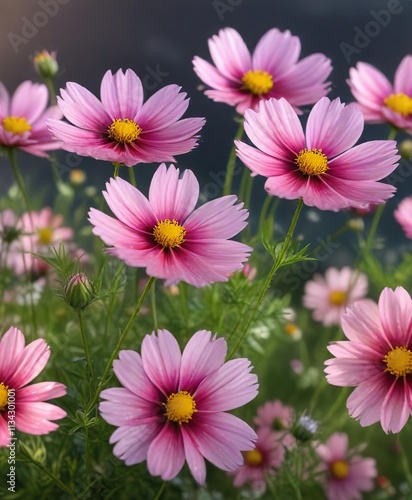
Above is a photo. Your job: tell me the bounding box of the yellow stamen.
[330,460,349,480]
[0,383,9,411]
[244,448,263,467]
[384,93,412,117]
[384,346,412,377]
[241,70,273,96]
[37,227,53,245]
[153,219,186,249]
[164,391,197,424]
[107,118,142,143]
[329,290,347,306]
[295,148,329,176]
[284,322,298,336]
[3,116,32,135]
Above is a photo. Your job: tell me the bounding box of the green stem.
[44,76,57,105]
[223,119,244,196]
[153,481,167,500]
[228,199,304,358]
[8,148,32,214]
[88,276,155,411]
[363,203,385,257]
[128,166,137,186]
[151,279,158,332]
[77,309,95,384]
[396,434,412,494]
[84,425,91,488]
[113,162,120,178]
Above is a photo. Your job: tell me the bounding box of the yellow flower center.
[0,383,9,411]
[241,70,273,96]
[284,322,299,336]
[34,51,50,64]
[107,118,142,144]
[384,93,412,117]
[330,459,349,480]
[244,448,263,467]
[384,346,412,377]
[329,290,347,306]
[37,227,53,245]
[164,391,197,424]
[153,219,186,249]
[2,116,32,135]
[295,148,329,176]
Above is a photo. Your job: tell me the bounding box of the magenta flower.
[348,56,412,133]
[236,97,399,211]
[0,80,62,157]
[303,267,368,326]
[316,433,377,500]
[230,427,285,494]
[394,196,412,238]
[99,329,258,484]
[325,287,412,433]
[193,27,332,115]
[0,327,66,446]
[48,69,204,167]
[89,163,251,287]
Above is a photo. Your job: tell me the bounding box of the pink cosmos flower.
[348,56,412,133]
[99,329,258,484]
[0,327,66,446]
[316,433,377,500]
[48,69,205,167]
[230,427,285,493]
[394,196,412,238]
[254,399,294,431]
[0,80,62,157]
[325,287,412,433]
[303,267,368,326]
[89,163,251,287]
[193,27,332,115]
[235,97,399,211]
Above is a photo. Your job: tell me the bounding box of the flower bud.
[399,139,412,160]
[63,273,94,309]
[34,50,58,79]
[292,415,319,442]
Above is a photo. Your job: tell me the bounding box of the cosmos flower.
[325,286,412,433]
[303,267,368,326]
[89,163,252,287]
[254,399,295,449]
[316,433,377,500]
[394,196,412,239]
[236,97,399,211]
[48,68,204,167]
[0,80,62,157]
[348,55,412,133]
[99,329,258,484]
[193,27,331,115]
[0,327,66,446]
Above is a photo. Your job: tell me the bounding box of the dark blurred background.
[1,0,412,262]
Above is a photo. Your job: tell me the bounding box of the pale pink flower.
[348,56,412,133]
[325,287,412,433]
[193,27,332,115]
[236,97,399,211]
[230,427,285,493]
[254,399,294,431]
[0,80,62,157]
[394,196,412,238]
[0,327,66,446]
[89,163,251,287]
[48,69,204,167]
[303,267,368,326]
[99,329,258,484]
[316,433,377,500]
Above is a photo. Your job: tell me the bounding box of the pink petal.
[348,62,392,113]
[235,140,290,177]
[10,81,48,124]
[0,327,25,383]
[378,287,412,347]
[394,55,412,95]
[99,387,158,426]
[12,339,50,388]
[381,378,411,433]
[0,415,11,446]
[192,56,235,90]
[147,422,185,480]
[16,401,66,434]
[181,426,207,484]
[0,82,10,117]
[110,422,162,465]
[100,69,143,120]
[17,382,66,402]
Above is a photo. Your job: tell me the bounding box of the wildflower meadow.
[2,4,412,500]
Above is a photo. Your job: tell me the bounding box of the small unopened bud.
[399,139,412,160]
[292,415,319,442]
[347,217,364,232]
[63,273,94,309]
[34,50,58,79]
[69,169,87,186]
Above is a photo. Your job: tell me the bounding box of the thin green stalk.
[153,481,167,500]
[84,425,91,488]
[223,119,244,196]
[77,309,95,384]
[228,199,304,358]
[363,203,385,257]
[8,148,32,214]
[88,276,155,411]
[128,165,137,186]
[113,162,120,178]
[44,76,57,105]
[397,434,412,494]
[151,279,158,332]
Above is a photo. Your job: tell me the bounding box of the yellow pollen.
[244,448,263,467]
[329,290,347,306]
[37,227,53,245]
[384,346,412,377]
[241,70,273,96]
[107,118,142,144]
[295,148,329,176]
[153,219,186,249]
[284,322,298,336]
[330,460,349,480]
[2,116,32,135]
[384,93,412,117]
[0,383,9,411]
[164,391,197,424]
